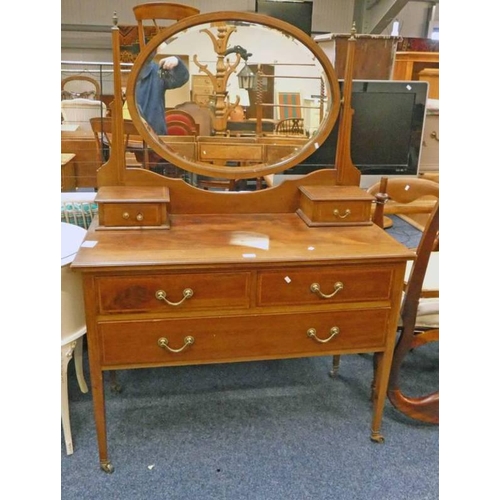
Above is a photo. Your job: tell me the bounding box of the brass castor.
[100,461,115,474]
[370,432,385,444]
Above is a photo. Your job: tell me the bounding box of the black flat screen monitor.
[255,0,313,36]
[286,80,429,187]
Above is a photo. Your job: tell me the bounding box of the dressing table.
[71,10,414,473]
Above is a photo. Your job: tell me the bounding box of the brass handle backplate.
[155,288,194,306]
[157,336,195,353]
[307,327,340,344]
[310,281,344,299]
[333,208,351,219]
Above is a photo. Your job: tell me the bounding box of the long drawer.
[257,266,394,306]
[98,308,390,366]
[96,272,252,314]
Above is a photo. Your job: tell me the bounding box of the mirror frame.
[125,11,341,179]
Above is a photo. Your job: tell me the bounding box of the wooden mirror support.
[98,10,360,188]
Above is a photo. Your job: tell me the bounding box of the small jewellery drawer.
[297,185,373,226]
[95,186,170,229]
[98,308,390,366]
[257,266,394,306]
[99,202,168,228]
[96,272,251,314]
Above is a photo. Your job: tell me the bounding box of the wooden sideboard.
[72,173,413,472]
[61,130,102,189]
[392,51,439,81]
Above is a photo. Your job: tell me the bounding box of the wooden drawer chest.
[72,212,412,472]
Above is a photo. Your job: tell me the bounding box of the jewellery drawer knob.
[307,327,340,343]
[155,288,194,306]
[310,281,344,299]
[157,336,195,353]
[122,212,130,220]
[136,213,144,221]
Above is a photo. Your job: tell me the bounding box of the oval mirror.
[126,11,341,181]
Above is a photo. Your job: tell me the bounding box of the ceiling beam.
[369,0,410,34]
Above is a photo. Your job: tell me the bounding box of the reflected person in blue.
[136,54,189,135]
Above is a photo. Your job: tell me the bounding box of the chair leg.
[61,342,75,455]
[74,337,88,394]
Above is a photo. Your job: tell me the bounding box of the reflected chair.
[275,117,306,136]
[165,109,199,135]
[175,101,212,135]
[61,223,88,455]
[387,202,439,423]
[61,98,107,132]
[133,2,200,50]
[61,75,101,100]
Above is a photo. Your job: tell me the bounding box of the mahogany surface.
[70,10,416,472]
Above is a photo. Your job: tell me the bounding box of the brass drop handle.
[333,208,351,219]
[430,131,439,142]
[157,336,194,353]
[155,288,194,306]
[307,327,340,343]
[310,281,344,299]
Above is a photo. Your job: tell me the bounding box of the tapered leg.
[89,358,114,472]
[370,351,391,443]
[329,355,341,378]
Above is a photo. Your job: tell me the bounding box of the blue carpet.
[62,216,437,499]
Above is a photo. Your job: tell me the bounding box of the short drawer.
[98,202,168,228]
[98,308,390,366]
[257,266,394,306]
[297,185,373,226]
[96,272,251,314]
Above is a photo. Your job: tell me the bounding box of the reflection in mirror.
[127,13,340,185]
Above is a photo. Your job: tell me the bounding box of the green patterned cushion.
[61,201,98,229]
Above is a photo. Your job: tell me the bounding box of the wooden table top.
[72,213,414,270]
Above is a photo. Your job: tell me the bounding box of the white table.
[61,222,86,266]
[61,222,88,455]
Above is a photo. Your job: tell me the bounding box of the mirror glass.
[126,12,340,182]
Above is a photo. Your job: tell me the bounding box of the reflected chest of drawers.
[72,213,412,472]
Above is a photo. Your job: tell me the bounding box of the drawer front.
[313,200,371,223]
[97,272,251,314]
[98,308,390,366]
[99,202,167,227]
[258,266,394,306]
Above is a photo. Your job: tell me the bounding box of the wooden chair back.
[133,2,200,50]
[61,76,101,100]
[275,117,306,136]
[367,177,439,231]
[387,201,439,424]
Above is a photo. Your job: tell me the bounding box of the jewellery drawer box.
[297,185,374,226]
[95,186,170,229]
